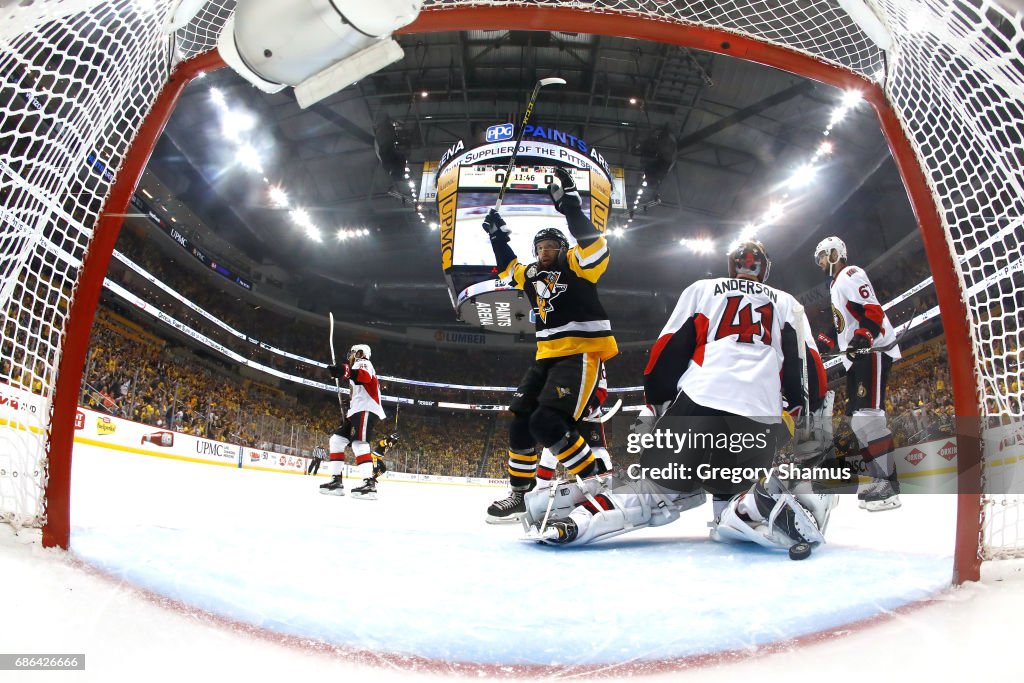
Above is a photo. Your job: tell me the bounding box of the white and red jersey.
[347,358,386,420]
[829,265,901,369]
[644,277,826,422]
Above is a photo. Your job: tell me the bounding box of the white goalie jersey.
[644,277,824,422]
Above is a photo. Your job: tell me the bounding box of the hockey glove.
[815,333,835,351]
[846,328,874,359]
[548,167,581,214]
[327,363,351,380]
[482,209,510,243]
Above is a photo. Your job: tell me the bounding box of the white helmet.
[349,344,371,360]
[814,236,847,265]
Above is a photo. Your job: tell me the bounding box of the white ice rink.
[2,444,1022,681]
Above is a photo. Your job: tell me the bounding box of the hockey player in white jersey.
[327,344,387,500]
[526,241,836,553]
[813,236,902,511]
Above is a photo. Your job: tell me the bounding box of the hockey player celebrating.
[814,236,902,511]
[370,432,399,486]
[483,166,618,523]
[326,344,387,500]
[527,240,836,554]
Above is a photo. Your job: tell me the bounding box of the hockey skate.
[486,489,528,524]
[351,477,378,500]
[858,457,901,511]
[319,475,345,496]
[859,477,901,511]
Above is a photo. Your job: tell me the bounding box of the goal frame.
[40,6,984,583]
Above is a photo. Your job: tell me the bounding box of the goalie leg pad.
[712,479,836,550]
[523,472,610,527]
[530,479,705,545]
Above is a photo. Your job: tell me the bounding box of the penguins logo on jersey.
[532,271,567,323]
[555,386,573,399]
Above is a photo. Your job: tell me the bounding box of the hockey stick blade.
[495,76,566,210]
[582,398,623,423]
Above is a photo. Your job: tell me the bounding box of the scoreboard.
[434,134,614,334]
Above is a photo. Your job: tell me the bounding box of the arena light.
[210,88,226,109]
[841,89,864,109]
[290,208,311,227]
[235,143,263,173]
[762,202,784,224]
[787,164,818,189]
[429,222,438,231]
[268,186,289,208]
[817,141,834,157]
[680,237,715,254]
[221,109,256,142]
[305,225,322,242]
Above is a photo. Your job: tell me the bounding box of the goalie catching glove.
[482,208,510,243]
[547,167,581,214]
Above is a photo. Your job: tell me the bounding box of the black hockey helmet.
[386,432,400,444]
[533,227,569,256]
[728,240,771,283]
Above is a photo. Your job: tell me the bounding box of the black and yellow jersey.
[372,438,391,459]
[494,211,618,362]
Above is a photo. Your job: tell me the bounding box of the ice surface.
[1,444,1021,681]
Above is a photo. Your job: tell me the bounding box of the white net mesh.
[1,0,1021,561]
[0,0,200,529]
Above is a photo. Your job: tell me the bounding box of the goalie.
[526,241,838,555]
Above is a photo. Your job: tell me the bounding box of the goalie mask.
[728,240,771,283]
[533,227,569,257]
[349,344,371,360]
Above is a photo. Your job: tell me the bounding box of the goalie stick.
[495,76,566,210]
[327,312,347,417]
[793,304,811,441]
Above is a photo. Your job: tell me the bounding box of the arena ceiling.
[141,29,920,340]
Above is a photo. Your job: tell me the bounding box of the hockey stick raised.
[494,77,566,210]
[327,312,347,417]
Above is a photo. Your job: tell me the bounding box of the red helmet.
[728,240,771,283]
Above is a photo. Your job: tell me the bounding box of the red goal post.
[3,1,1020,585]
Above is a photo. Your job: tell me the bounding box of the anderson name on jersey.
[644,277,825,421]
[830,266,901,369]
[347,358,386,420]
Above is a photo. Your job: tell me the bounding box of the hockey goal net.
[1,1,1021,580]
